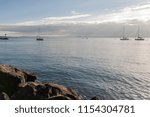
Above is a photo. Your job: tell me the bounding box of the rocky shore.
[0,64,100,100]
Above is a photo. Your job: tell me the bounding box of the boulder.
[11,82,83,100]
[91,96,101,100]
[0,64,37,96]
[0,91,10,100]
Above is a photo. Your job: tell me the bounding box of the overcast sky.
[0,0,150,37]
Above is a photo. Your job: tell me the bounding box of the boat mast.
[122,26,125,38]
[37,27,42,38]
[137,26,140,38]
[38,28,40,37]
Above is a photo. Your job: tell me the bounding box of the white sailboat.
[36,36,43,41]
[135,27,144,41]
[36,28,44,41]
[120,27,129,40]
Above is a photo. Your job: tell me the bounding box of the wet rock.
[0,91,10,100]
[11,82,83,100]
[0,64,37,96]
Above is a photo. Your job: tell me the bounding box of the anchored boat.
[135,27,144,41]
[36,28,44,41]
[120,27,129,40]
[0,34,8,40]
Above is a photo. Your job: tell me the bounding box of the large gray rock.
[11,82,83,100]
[0,64,37,96]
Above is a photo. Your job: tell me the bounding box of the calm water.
[0,37,150,99]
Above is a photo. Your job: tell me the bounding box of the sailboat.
[36,28,44,41]
[0,34,8,40]
[135,27,144,41]
[36,36,43,41]
[120,27,129,40]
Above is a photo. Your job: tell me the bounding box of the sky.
[0,0,150,37]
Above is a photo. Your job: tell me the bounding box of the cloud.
[16,14,91,26]
[14,2,150,26]
[90,2,150,24]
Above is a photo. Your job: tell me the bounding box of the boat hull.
[135,39,144,41]
[36,38,44,41]
[120,39,129,40]
[135,37,144,41]
[0,37,9,40]
[120,37,129,40]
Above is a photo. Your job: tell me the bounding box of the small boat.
[36,36,44,41]
[135,27,144,41]
[120,37,129,40]
[120,27,129,40]
[135,36,144,41]
[0,34,8,40]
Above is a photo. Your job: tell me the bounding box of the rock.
[0,64,37,96]
[46,83,83,100]
[11,82,83,100]
[91,96,101,100]
[11,82,49,100]
[0,91,10,100]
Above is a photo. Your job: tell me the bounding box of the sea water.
[0,37,150,99]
